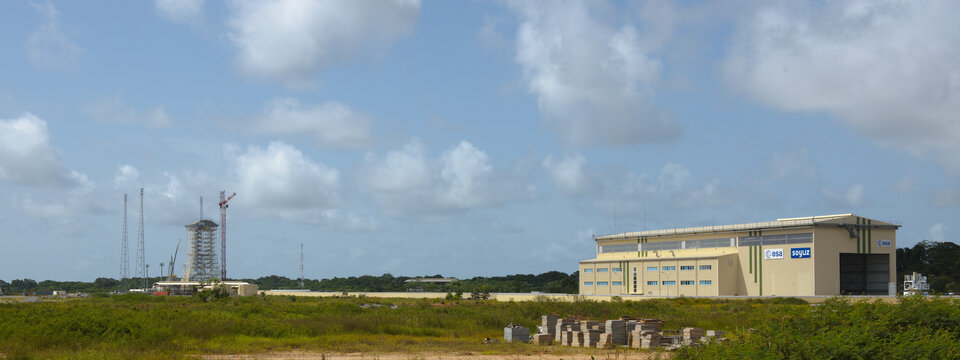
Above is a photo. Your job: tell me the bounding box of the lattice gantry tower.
[184,220,219,282]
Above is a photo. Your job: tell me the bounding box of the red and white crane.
[219,191,236,280]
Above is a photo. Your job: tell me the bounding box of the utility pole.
[145,264,150,290]
[121,193,129,287]
[299,243,304,289]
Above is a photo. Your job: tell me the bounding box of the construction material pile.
[527,315,724,350]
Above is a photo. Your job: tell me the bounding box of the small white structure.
[903,272,929,295]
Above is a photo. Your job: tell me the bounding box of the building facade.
[579,214,898,296]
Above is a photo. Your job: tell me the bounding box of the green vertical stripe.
[749,244,753,274]
[856,217,861,253]
[868,219,873,254]
[759,250,763,296]
[753,246,758,284]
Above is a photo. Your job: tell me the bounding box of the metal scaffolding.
[184,220,219,282]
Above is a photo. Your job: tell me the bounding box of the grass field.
[0,294,957,359]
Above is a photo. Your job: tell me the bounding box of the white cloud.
[256,97,371,147]
[509,0,680,146]
[226,0,421,88]
[113,165,140,189]
[821,183,867,208]
[725,0,960,172]
[542,153,592,195]
[0,113,83,187]
[360,139,534,217]
[231,141,340,209]
[360,138,429,193]
[155,0,205,25]
[25,2,83,70]
[84,96,173,128]
[769,148,819,180]
[928,223,947,242]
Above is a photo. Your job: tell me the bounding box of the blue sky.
[1,0,957,281]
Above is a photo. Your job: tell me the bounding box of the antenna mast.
[121,194,129,282]
[299,243,304,289]
[218,191,236,280]
[136,187,146,288]
[200,196,203,220]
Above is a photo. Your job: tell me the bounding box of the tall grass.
[4,295,953,359]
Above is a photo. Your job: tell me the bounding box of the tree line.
[896,240,960,293]
[0,271,580,295]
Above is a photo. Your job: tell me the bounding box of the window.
[699,280,712,285]
[738,232,813,247]
[584,282,594,286]
[632,268,638,293]
[612,281,622,286]
[662,281,677,286]
[597,268,609,272]
[597,281,609,286]
[599,243,640,253]
[647,281,658,286]
[612,268,622,272]
[646,266,658,271]
[699,265,712,270]
[680,280,695,286]
[583,268,594,273]
[680,265,695,271]
[662,266,676,271]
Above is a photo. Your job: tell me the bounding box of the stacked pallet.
[554,318,579,342]
[504,324,530,343]
[540,315,558,339]
[682,327,705,345]
[532,333,553,345]
[581,320,603,331]
[569,331,585,347]
[597,333,614,349]
[604,320,627,345]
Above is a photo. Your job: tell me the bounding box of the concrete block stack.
[604,320,627,345]
[540,315,558,339]
[582,330,602,347]
[640,332,661,349]
[581,320,603,331]
[504,324,530,343]
[569,331,585,347]
[554,318,579,342]
[532,333,553,345]
[682,327,705,345]
[597,333,614,349]
[706,330,724,338]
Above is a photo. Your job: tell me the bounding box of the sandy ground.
[201,351,670,360]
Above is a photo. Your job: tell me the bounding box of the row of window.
[598,232,813,254]
[583,281,625,286]
[583,268,623,273]
[644,265,712,271]
[586,280,713,287]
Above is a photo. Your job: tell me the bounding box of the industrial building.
[579,214,899,297]
[153,281,259,296]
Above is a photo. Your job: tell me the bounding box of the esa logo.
[791,247,811,258]
[763,249,784,260]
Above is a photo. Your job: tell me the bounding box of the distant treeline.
[0,271,580,295]
[5,240,956,295]
[897,240,960,293]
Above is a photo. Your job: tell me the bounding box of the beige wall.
[582,215,897,297]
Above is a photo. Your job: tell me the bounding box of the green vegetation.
[897,240,960,293]
[1,295,957,359]
[676,296,960,359]
[0,271,579,295]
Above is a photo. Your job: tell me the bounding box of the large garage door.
[839,253,890,295]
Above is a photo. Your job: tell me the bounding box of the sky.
[1,0,958,282]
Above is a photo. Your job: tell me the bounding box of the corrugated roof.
[595,214,898,241]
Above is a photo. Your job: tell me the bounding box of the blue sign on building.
[791,247,811,258]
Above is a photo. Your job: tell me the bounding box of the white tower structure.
[136,188,146,285]
[184,220,219,281]
[121,194,129,281]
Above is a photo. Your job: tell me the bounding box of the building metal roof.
[595,214,899,242]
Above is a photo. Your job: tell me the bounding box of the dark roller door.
[839,253,890,295]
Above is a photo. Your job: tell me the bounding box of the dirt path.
[202,351,670,360]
